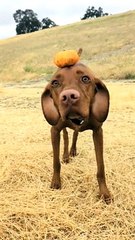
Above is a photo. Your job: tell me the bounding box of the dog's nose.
[60,89,80,105]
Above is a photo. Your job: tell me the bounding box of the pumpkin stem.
[78,48,83,56]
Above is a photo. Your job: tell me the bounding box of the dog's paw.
[51,175,61,189]
[100,189,113,204]
[62,154,69,163]
[70,147,77,157]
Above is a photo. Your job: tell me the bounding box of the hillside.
[0,10,135,82]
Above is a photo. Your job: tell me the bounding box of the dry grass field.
[0,80,135,239]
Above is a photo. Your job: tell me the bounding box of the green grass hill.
[0,10,135,82]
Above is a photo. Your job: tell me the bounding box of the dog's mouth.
[67,114,85,126]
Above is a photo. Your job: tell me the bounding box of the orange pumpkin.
[54,50,80,68]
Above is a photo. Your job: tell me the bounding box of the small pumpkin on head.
[54,48,82,68]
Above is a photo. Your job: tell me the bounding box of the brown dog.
[41,61,111,203]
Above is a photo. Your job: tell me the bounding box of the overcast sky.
[0,0,135,40]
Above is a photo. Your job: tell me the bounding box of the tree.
[81,6,109,20]
[13,9,41,35]
[95,7,103,18]
[41,17,57,29]
[81,6,95,19]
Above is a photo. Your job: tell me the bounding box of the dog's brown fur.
[41,63,112,203]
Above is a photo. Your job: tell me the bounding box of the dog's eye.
[51,80,60,88]
[81,76,90,84]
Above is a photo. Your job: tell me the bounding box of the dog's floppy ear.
[91,78,110,122]
[41,84,60,125]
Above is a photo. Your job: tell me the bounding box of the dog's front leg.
[51,126,61,189]
[62,128,69,163]
[93,127,111,203]
[70,130,78,157]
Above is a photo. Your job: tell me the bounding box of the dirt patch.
[0,80,135,239]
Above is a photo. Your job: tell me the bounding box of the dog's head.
[41,63,109,127]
